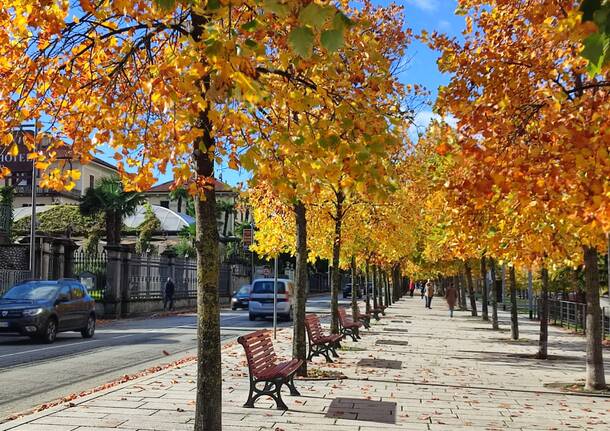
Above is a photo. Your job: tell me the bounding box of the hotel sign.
[0,132,33,173]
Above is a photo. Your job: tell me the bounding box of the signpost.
[243,224,254,283]
[273,255,278,339]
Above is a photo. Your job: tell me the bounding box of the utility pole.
[273,254,278,339]
[527,270,534,320]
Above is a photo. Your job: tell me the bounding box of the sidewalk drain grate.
[326,397,397,423]
[357,358,402,369]
[376,339,409,346]
[383,327,408,332]
[390,320,412,324]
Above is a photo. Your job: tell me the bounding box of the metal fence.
[0,270,31,296]
[534,299,609,339]
[72,249,107,301]
[127,254,201,300]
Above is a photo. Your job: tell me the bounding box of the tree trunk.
[459,273,467,310]
[490,258,499,330]
[384,273,390,306]
[583,246,606,390]
[393,265,400,302]
[537,267,549,360]
[330,191,344,334]
[377,268,384,310]
[104,212,116,246]
[372,266,378,311]
[465,261,478,316]
[191,11,221,431]
[351,256,358,321]
[481,256,489,321]
[509,265,519,340]
[365,262,371,313]
[292,201,308,377]
[193,138,221,430]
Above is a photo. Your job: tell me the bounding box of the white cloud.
[408,111,457,141]
[408,0,441,12]
[437,20,452,32]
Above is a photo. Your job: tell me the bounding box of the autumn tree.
[0,1,364,428]
[430,0,609,389]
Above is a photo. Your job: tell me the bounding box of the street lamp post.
[527,271,534,320]
[273,254,278,340]
[29,123,37,276]
[17,123,39,277]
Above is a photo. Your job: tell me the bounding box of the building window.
[160,200,170,209]
[89,175,95,189]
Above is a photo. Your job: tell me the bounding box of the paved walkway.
[1,295,609,430]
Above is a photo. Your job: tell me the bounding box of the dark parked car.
[231,285,251,310]
[0,279,96,343]
[343,283,362,299]
[342,282,373,299]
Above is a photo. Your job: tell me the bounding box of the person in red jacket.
[445,282,458,318]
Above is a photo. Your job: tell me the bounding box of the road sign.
[243,228,253,251]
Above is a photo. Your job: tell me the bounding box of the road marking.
[0,334,137,359]
[0,309,310,360]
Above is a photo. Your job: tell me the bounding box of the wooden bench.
[355,304,371,329]
[305,314,342,363]
[237,330,303,410]
[338,307,362,342]
[371,306,383,320]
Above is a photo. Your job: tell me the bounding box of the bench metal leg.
[286,375,301,397]
[273,380,289,410]
[244,379,288,410]
[342,328,358,342]
[331,345,340,358]
[309,343,334,363]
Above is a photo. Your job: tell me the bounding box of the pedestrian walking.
[409,280,415,297]
[164,277,175,311]
[420,281,425,299]
[425,279,434,309]
[445,282,458,317]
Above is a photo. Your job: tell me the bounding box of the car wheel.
[249,313,256,321]
[231,305,237,311]
[81,314,96,338]
[40,318,57,344]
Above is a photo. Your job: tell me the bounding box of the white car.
[248,278,294,322]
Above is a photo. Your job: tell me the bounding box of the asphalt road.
[0,294,347,420]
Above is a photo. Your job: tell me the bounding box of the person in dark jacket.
[164,277,175,311]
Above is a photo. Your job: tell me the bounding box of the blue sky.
[98,1,465,187]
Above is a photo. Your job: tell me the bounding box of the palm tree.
[216,200,235,237]
[79,177,145,247]
[169,186,190,214]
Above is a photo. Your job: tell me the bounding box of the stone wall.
[0,244,29,270]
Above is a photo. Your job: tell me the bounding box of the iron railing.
[72,249,107,300]
[128,254,199,300]
[534,298,609,339]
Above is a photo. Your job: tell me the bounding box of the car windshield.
[252,281,286,294]
[237,286,250,295]
[2,283,59,301]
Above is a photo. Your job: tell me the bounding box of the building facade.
[1,131,117,208]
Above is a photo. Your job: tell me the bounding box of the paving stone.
[3,299,610,430]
